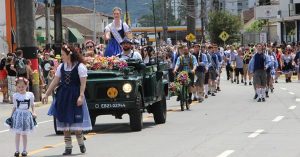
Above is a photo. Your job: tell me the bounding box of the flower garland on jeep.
[86,55,128,70]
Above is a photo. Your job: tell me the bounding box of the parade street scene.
[0,0,300,157]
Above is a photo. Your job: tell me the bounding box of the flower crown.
[15,77,29,85]
[64,45,73,55]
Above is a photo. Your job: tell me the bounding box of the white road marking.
[289,92,295,95]
[0,129,9,133]
[289,106,297,110]
[0,119,53,134]
[296,98,300,102]
[37,119,53,124]
[216,150,235,157]
[272,116,284,122]
[248,129,264,138]
[280,87,287,90]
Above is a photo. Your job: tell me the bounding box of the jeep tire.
[152,95,167,124]
[53,117,63,135]
[129,93,143,131]
[90,114,97,127]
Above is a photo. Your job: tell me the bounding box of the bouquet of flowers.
[176,71,190,85]
[86,55,128,71]
[169,82,181,96]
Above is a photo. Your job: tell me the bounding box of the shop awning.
[68,27,84,43]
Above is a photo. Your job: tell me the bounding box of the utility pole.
[200,0,206,43]
[163,0,168,43]
[15,0,40,101]
[54,0,62,56]
[187,0,196,44]
[152,0,158,50]
[93,0,97,43]
[45,0,51,47]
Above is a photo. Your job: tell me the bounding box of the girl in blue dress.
[42,44,92,156]
[103,7,131,57]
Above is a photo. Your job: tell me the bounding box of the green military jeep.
[84,60,169,131]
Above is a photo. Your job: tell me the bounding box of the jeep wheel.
[90,115,97,127]
[152,96,167,124]
[129,93,143,131]
[53,117,63,135]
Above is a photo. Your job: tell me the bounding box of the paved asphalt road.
[0,75,299,157]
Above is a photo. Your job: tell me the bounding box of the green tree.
[207,11,242,45]
[138,0,180,27]
[246,20,267,32]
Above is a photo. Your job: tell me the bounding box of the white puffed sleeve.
[104,23,111,32]
[29,92,35,107]
[78,63,88,78]
[123,22,131,32]
[55,63,63,77]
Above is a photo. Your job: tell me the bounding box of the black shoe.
[257,98,262,102]
[211,93,216,96]
[227,77,230,80]
[266,92,269,98]
[193,97,197,101]
[270,88,274,93]
[254,94,258,99]
[176,96,180,101]
[198,98,204,103]
[234,79,236,82]
[244,82,247,85]
[188,99,192,104]
[14,151,19,157]
[205,95,208,98]
[21,151,27,157]
[275,80,278,83]
[63,149,72,156]
[80,145,86,153]
[249,82,252,85]
[208,91,211,95]
[241,79,244,83]
[231,80,234,83]
[237,80,239,84]
[286,79,288,83]
[262,98,266,102]
[217,87,221,91]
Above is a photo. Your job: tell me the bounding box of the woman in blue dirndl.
[103,7,131,57]
[42,44,92,156]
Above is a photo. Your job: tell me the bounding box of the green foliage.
[207,11,242,45]
[245,20,267,32]
[138,0,180,27]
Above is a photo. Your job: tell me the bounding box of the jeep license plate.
[95,103,126,109]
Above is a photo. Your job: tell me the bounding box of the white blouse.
[104,20,130,32]
[13,92,35,110]
[55,63,88,78]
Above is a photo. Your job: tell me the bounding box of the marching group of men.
[169,42,300,103]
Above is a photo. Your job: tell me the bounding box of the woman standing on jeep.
[42,44,92,156]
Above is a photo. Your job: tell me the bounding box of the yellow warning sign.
[185,33,196,42]
[219,31,230,42]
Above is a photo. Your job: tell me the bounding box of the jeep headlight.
[122,83,132,93]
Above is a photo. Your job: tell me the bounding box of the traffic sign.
[186,33,196,42]
[219,31,229,42]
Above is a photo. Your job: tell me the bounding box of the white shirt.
[13,92,35,110]
[55,63,88,78]
[120,50,143,61]
[104,20,130,33]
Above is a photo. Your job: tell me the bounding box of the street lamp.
[152,0,158,50]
